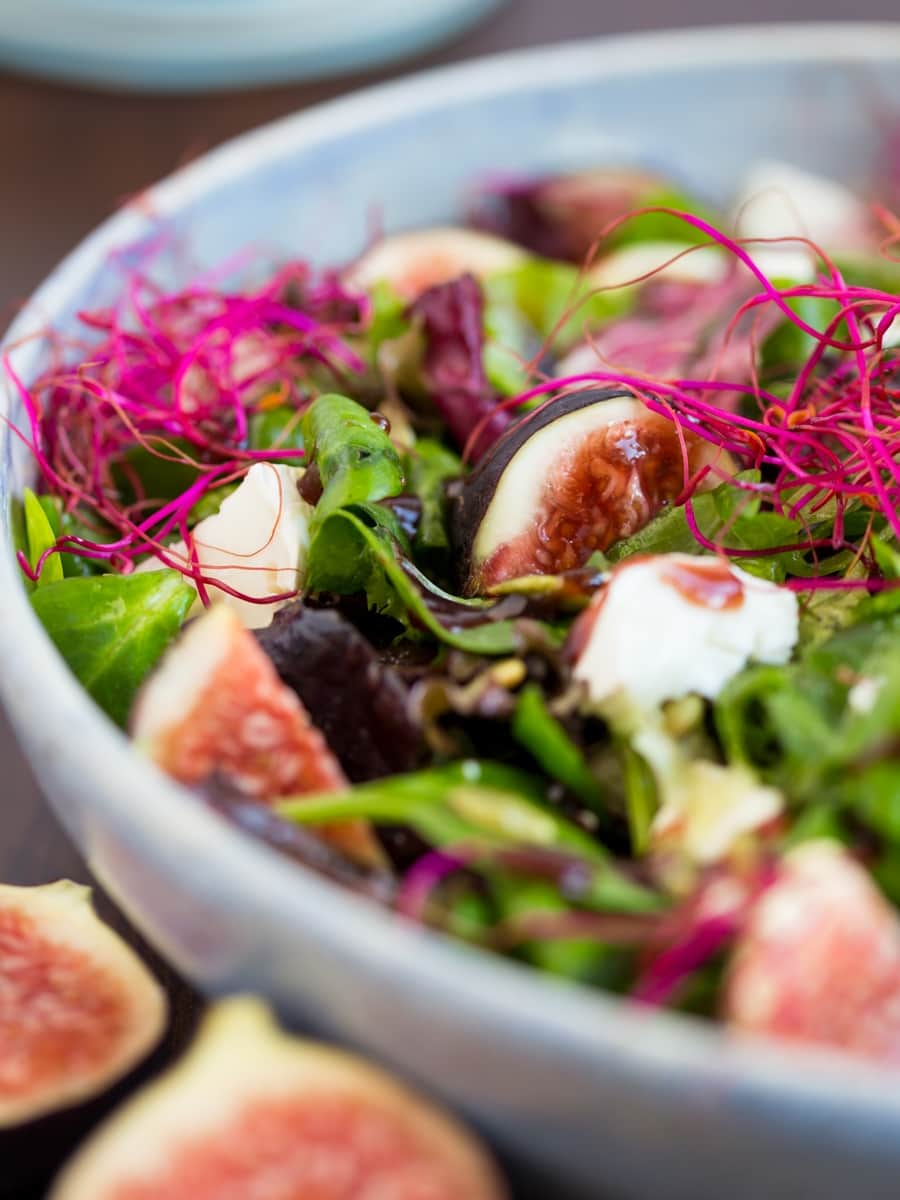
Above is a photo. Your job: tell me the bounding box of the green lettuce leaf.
[277,758,659,915]
[23,488,63,588]
[403,438,461,557]
[31,570,195,726]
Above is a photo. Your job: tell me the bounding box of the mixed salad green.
[11,159,900,1062]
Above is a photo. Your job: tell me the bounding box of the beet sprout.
[4,256,370,600]
[497,206,900,588]
[11,204,900,598]
[632,910,738,1006]
[396,849,469,922]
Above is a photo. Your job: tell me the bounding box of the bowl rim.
[6,20,900,1120]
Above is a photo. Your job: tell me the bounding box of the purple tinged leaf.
[408,273,511,461]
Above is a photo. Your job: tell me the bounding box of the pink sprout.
[510,207,900,584]
[5,255,370,602]
[396,849,469,922]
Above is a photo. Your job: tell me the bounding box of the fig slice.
[725,842,900,1062]
[344,227,526,300]
[0,881,166,1128]
[51,997,508,1200]
[450,386,715,593]
[131,604,381,867]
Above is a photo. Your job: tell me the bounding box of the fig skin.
[450,386,696,594]
[132,605,382,869]
[0,881,166,1129]
[202,775,396,904]
[255,602,421,783]
[51,997,508,1200]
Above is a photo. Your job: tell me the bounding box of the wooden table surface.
[1,1,897,1195]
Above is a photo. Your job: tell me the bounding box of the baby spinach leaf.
[834,253,900,295]
[486,257,631,348]
[307,506,540,654]
[621,741,657,856]
[9,496,31,594]
[760,292,842,373]
[367,279,408,351]
[716,610,900,827]
[248,405,305,463]
[30,570,194,727]
[23,489,63,587]
[512,683,607,815]
[278,759,659,914]
[482,295,535,396]
[113,439,200,507]
[302,392,404,529]
[490,874,638,985]
[843,763,900,843]
[403,438,461,556]
[603,185,716,250]
[278,759,585,848]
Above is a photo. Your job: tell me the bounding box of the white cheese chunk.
[586,239,728,291]
[733,160,868,254]
[572,553,798,717]
[636,726,783,865]
[157,462,313,630]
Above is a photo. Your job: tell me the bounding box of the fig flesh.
[725,842,900,1061]
[132,604,381,867]
[0,881,165,1128]
[51,997,508,1200]
[344,227,525,300]
[451,386,713,593]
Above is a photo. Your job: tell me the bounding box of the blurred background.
[0,1,897,1195]
[3,0,900,324]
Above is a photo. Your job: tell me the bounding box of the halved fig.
[731,160,874,258]
[450,386,716,593]
[344,227,526,300]
[131,605,380,867]
[470,167,674,261]
[725,842,900,1062]
[0,881,165,1128]
[51,997,508,1200]
[584,240,727,292]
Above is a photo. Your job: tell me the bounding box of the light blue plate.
[4,25,900,1200]
[0,0,506,91]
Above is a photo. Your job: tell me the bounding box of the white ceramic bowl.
[5,26,900,1200]
[0,0,506,91]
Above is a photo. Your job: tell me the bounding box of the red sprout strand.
[518,207,900,587]
[5,257,369,597]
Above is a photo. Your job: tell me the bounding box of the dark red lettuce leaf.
[470,170,663,263]
[255,602,421,782]
[408,272,510,461]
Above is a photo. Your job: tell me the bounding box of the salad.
[10,158,900,1064]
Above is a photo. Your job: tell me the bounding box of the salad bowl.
[5,24,900,1200]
